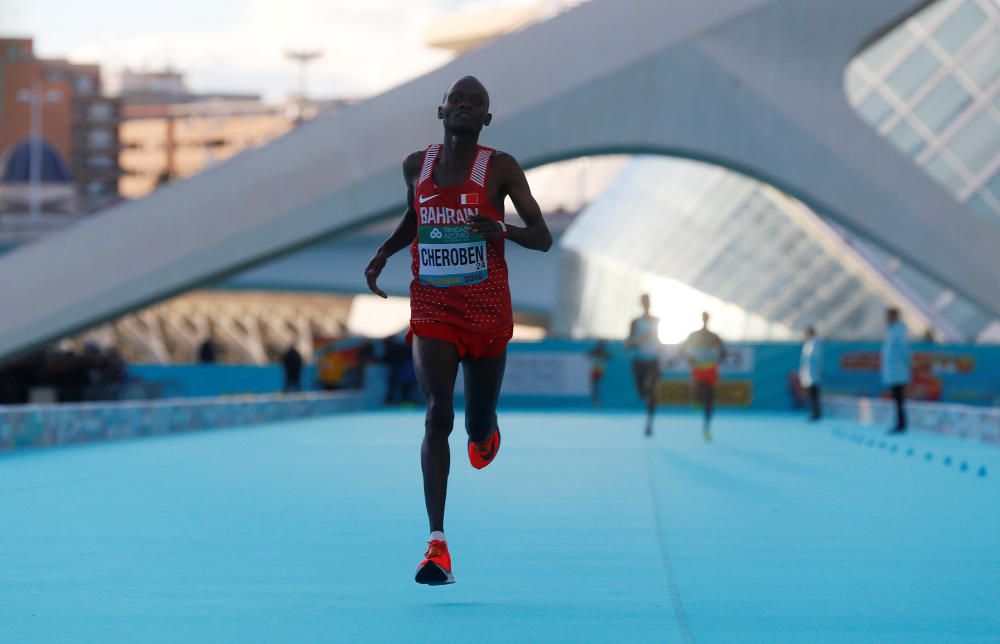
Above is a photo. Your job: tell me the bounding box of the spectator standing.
[799,326,823,421]
[282,344,304,393]
[881,308,911,434]
[198,336,217,364]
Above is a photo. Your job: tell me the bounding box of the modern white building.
[0,0,998,362]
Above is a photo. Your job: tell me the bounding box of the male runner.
[364,76,552,586]
[682,312,726,441]
[626,294,661,437]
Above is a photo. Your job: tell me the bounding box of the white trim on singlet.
[418,144,441,185]
[470,148,491,188]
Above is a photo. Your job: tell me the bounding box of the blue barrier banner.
[493,341,1000,411]
[117,341,1000,412]
[821,343,999,406]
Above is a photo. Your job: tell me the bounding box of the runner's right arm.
[364,152,422,298]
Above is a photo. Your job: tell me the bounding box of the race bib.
[418,226,488,287]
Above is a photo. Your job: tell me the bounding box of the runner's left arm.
[469,153,552,251]
[364,152,422,298]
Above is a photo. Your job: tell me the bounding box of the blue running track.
[2,412,998,643]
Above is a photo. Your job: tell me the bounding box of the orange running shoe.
[468,428,501,470]
[415,539,454,586]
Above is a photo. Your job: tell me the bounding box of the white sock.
[430,531,446,543]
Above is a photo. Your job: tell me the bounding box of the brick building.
[0,37,121,212]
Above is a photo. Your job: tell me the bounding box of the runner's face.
[439,81,491,135]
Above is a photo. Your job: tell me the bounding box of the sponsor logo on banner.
[838,350,977,402]
[502,353,590,395]
[840,351,975,374]
[658,345,754,374]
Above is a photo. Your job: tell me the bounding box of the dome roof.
[1,139,73,184]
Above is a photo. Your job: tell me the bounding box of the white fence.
[826,395,1000,446]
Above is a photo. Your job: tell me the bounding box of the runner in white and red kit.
[364,76,552,586]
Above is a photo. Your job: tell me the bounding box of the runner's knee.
[424,397,454,438]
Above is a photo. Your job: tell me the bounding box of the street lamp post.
[284,49,324,123]
[16,81,62,221]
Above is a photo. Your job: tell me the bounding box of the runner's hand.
[469,215,504,240]
[364,252,389,298]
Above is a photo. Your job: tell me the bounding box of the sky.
[0,0,537,101]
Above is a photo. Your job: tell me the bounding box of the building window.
[886,46,940,100]
[857,91,893,126]
[887,119,927,157]
[913,77,972,133]
[75,75,95,95]
[848,0,1000,221]
[946,109,1000,176]
[932,0,986,54]
[88,129,113,148]
[88,102,113,121]
[957,31,1000,90]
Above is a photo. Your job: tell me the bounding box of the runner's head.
[805,325,816,339]
[439,76,492,135]
[701,311,710,328]
[886,307,899,325]
[640,293,651,314]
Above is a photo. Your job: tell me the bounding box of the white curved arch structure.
[1,0,997,359]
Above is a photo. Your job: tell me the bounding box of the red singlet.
[408,144,513,358]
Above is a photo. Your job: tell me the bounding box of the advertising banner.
[825,344,997,406]
[655,380,753,406]
[500,352,591,396]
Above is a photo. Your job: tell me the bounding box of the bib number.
[418,226,488,287]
